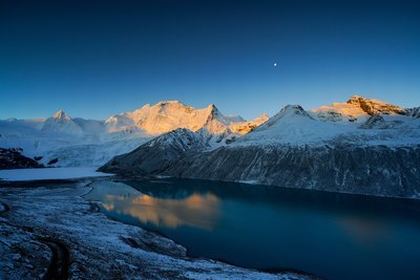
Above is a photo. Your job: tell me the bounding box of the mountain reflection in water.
[89,181,220,230]
[86,179,420,280]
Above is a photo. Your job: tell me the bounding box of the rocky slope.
[406,107,420,118]
[0,148,43,170]
[313,95,407,122]
[99,128,209,176]
[165,145,420,198]
[100,96,420,199]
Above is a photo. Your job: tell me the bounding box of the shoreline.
[0,178,316,280]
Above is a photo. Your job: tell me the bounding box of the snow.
[229,113,269,134]
[314,100,368,120]
[0,182,313,279]
[1,96,419,167]
[0,100,258,167]
[234,102,420,148]
[108,100,263,136]
[42,136,149,167]
[41,110,85,135]
[313,95,406,122]
[0,167,113,181]
[234,105,353,146]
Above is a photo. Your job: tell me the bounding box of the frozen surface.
[0,167,113,181]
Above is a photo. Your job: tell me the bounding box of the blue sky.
[1,0,420,120]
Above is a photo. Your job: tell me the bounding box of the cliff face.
[99,136,420,199]
[163,145,420,198]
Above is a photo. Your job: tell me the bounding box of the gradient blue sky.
[1,0,420,120]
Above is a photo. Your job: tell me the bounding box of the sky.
[1,0,420,120]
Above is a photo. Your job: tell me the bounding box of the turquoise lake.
[86,179,420,280]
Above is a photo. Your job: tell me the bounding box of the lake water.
[86,179,420,280]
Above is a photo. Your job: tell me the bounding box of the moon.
[273,62,277,67]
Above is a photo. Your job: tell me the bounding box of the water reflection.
[337,215,387,243]
[89,181,220,230]
[86,179,420,280]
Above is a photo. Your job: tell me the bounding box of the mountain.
[0,101,265,167]
[105,100,265,136]
[99,128,208,176]
[229,113,269,134]
[233,105,341,146]
[41,110,84,135]
[313,95,406,122]
[100,95,420,199]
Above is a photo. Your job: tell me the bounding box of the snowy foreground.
[0,179,314,280]
[0,167,112,181]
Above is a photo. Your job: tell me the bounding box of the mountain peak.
[346,95,386,107]
[260,105,313,129]
[347,95,368,103]
[52,109,71,121]
[206,103,221,117]
[346,95,405,116]
[41,109,83,135]
[279,105,312,118]
[156,100,184,106]
[282,104,305,111]
[314,95,406,121]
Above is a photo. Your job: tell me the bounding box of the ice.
[0,167,113,181]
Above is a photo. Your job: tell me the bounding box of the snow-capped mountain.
[41,110,84,135]
[313,95,406,122]
[227,113,269,135]
[100,128,209,175]
[105,100,265,136]
[0,101,265,167]
[100,95,420,199]
[231,96,420,147]
[233,105,343,146]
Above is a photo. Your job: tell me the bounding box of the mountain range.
[2,95,420,198]
[98,95,420,199]
[0,100,267,167]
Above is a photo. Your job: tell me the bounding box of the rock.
[0,148,44,170]
[346,95,406,116]
[100,134,420,198]
[99,128,208,175]
[166,145,420,198]
[47,158,58,165]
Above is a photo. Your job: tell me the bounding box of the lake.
[86,179,420,280]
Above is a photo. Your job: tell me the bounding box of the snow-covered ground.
[0,167,113,181]
[0,181,313,280]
